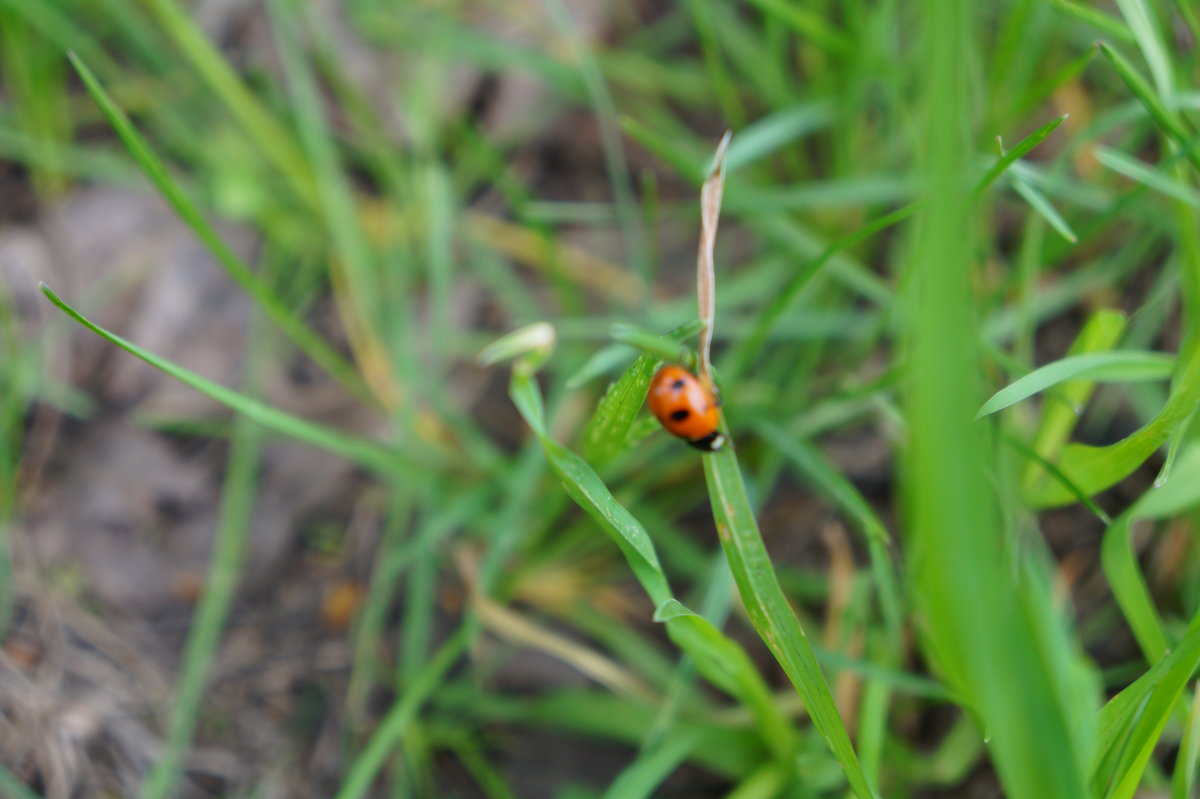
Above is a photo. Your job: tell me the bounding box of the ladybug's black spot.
[670,409,690,422]
[671,379,686,389]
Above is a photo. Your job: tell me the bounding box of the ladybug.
[647,365,725,451]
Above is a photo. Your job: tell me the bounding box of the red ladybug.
[647,365,724,451]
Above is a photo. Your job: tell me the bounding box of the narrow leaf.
[40,284,412,476]
[979,351,1175,417]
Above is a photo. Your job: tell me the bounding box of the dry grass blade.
[697,131,731,390]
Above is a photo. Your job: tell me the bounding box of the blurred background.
[1,1,1199,797]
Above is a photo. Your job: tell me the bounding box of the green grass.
[4,0,1200,796]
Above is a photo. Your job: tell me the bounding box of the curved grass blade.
[755,421,904,651]
[1025,309,1127,482]
[1101,514,1169,663]
[511,373,798,767]
[41,284,416,476]
[972,114,1068,198]
[978,350,1174,417]
[1028,339,1200,506]
[1092,614,1200,799]
[65,52,374,407]
[1098,42,1200,173]
[1101,443,1200,665]
[653,599,796,763]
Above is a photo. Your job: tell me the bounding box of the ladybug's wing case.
[647,366,723,448]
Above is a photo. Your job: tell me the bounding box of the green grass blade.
[583,322,702,464]
[1101,513,1169,663]
[1025,309,1127,482]
[654,599,797,763]
[582,350,660,464]
[1011,173,1078,243]
[972,114,1068,198]
[65,52,374,407]
[1100,443,1200,662]
[512,373,668,602]
[599,731,699,799]
[1169,0,1200,42]
[755,422,888,541]
[40,285,413,476]
[540,0,647,289]
[725,102,834,171]
[726,203,916,380]
[609,322,701,365]
[1045,0,1136,43]
[139,379,263,799]
[1171,682,1200,799]
[978,351,1174,417]
[141,0,315,202]
[0,762,41,799]
[905,3,1091,796]
[1095,146,1200,209]
[1092,615,1200,798]
[335,631,469,799]
[1114,0,1172,96]
[511,372,800,767]
[1098,42,1200,173]
[702,442,874,798]
[1028,339,1200,506]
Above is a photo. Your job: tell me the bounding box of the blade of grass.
[266,0,400,408]
[582,322,701,464]
[1045,0,1136,43]
[334,629,470,799]
[702,441,875,798]
[1024,309,1127,485]
[1171,681,1200,799]
[724,102,834,171]
[138,352,264,799]
[141,0,315,202]
[66,52,375,407]
[40,284,418,476]
[1095,146,1200,209]
[1011,172,1078,243]
[540,0,647,292]
[509,370,799,768]
[1114,0,1172,96]
[755,421,903,649]
[972,114,1068,198]
[1091,613,1200,799]
[1098,42,1200,173]
[1102,443,1200,665]
[725,202,916,380]
[0,762,40,799]
[978,350,1174,417]
[1101,514,1169,663]
[1027,337,1200,506]
[905,3,1091,796]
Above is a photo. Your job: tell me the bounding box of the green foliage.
[7,0,1200,796]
